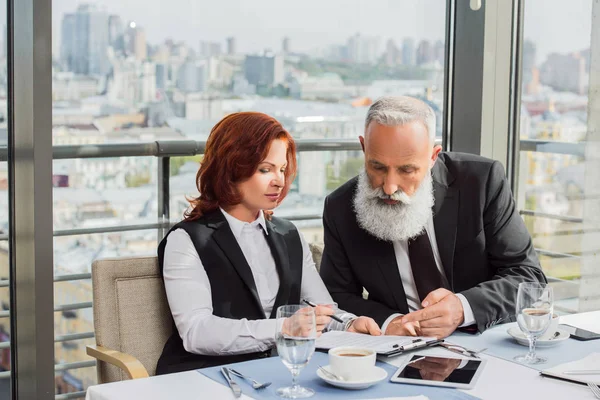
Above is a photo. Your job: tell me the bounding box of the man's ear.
[430,144,442,168]
[359,136,366,153]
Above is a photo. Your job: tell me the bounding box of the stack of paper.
[541,352,600,385]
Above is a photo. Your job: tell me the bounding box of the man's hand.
[347,317,382,336]
[384,315,421,336]
[411,356,462,382]
[401,288,464,338]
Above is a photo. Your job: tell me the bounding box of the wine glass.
[275,305,317,398]
[514,282,554,365]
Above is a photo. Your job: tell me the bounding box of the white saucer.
[507,327,570,347]
[316,365,388,390]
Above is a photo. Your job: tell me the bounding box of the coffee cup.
[328,346,376,381]
[539,313,560,340]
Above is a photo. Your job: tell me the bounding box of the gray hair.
[365,96,436,144]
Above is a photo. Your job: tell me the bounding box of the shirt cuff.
[381,313,403,334]
[456,293,476,327]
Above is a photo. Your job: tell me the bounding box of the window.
[517,0,598,313]
[52,0,448,393]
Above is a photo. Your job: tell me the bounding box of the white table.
[86,312,600,400]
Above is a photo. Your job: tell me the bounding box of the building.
[108,15,124,51]
[434,40,445,65]
[346,33,381,64]
[244,53,284,86]
[124,22,147,61]
[384,38,401,66]
[540,52,587,94]
[282,37,290,54]
[402,37,416,66]
[155,63,168,90]
[226,37,236,55]
[199,41,222,58]
[176,60,206,93]
[417,39,434,65]
[61,4,110,76]
[107,58,157,105]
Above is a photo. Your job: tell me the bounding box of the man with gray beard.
[320,96,546,338]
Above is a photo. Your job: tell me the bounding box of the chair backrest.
[91,256,172,384]
[309,242,324,272]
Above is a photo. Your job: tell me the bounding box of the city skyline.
[41,0,593,65]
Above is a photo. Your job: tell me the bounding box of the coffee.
[339,353,367,357]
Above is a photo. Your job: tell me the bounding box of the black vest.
[155,210,303,375]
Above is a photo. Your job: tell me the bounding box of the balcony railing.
[0,137,588,398]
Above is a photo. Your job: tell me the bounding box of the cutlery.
[439,343,487,359]
[227,368,272,389]
[548,331,560,340]
[221,367,242,398]
[318,365,345,381]
[588,383,600,399]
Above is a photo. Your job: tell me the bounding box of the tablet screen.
[394,355,482,384]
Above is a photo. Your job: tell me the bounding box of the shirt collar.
[220,207,269,240]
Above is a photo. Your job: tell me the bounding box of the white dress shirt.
[162,209,354,356]
[380,216,476,333]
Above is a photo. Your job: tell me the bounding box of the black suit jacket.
[156,210,303,375]
[319,152,546,332]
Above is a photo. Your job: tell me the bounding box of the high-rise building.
[108,15,124,51]
[177,61,206,92]
[346,33,381,64]
[244,53,284,86]
[199,41,222,58]
[402,38,416,66]
[434,40,445,65]
[61,4,110,75]
[282,37,290,54]
[384,38,400,66]
[522,40,538,94]
[124,22,147,61]
[417,40,434,65]
[226,37,236,55]
[155,64,168,90]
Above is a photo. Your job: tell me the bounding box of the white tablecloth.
[86,311,600,400]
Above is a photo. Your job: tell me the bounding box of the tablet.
[390,354,486,390]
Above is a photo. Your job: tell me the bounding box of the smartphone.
[559,324,600,341]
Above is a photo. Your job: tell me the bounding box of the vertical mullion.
[8,0,54,399]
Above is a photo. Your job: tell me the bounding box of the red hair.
[185,112,297,221]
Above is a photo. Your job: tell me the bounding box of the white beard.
[353,169,434,242]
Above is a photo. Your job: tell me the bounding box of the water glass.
[275,305,317,398]
[514,282,554,365]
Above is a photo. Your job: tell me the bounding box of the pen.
[563,370,600,375]
[399,338,444,351]
[301,299,344,323]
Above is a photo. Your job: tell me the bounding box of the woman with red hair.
[156,112,380,375]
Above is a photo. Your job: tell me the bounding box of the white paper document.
[316,331,434,355]
[541,352,600,385]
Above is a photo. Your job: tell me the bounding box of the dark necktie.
[408,231,449,301]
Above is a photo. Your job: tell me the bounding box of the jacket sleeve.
[319,196,400,327]
[459,161,547,332]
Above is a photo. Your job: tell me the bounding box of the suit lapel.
[264,221,291,319]
[432,160,458,289]
[208,211,265,317]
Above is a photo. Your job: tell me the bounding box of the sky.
[0,0,593,65]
